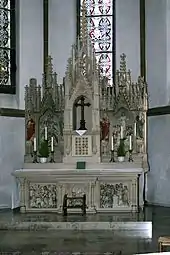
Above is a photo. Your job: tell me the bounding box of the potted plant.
[39,140,49,163]
[117,139,126,162]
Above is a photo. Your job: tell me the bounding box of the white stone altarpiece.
[13,1,149,214]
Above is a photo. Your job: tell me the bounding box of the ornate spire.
[44,55,53,88]
[120,53,127,73]
[80,0,88,45]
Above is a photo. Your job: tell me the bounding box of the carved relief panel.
[100,182,130,208]
[29,183,58,209]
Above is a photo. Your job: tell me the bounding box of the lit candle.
[134,122,136,137]
[51,137,54,152]
[45,127,48,140]
[33,137,36,152]
[129,135,132,150]
[111,135,114,150]
[120,126,123,139]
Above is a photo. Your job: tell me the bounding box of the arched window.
[77,0,116,86]
[0,0,16,94]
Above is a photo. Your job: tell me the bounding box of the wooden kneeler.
[158,236,170,252]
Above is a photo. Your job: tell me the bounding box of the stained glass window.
[77,0,116,86]
[0,0,16,94]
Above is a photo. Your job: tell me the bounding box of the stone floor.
[0,205,170,254]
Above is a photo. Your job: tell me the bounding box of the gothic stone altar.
[13,3,149,213]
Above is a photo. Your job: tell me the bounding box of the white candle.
[33,137,36,152]
[11,190,14,209]
[45,127,48,140]
[111,136,114,150]
[129,135,132,150]
[51,137,54,152]
[134,122,136,137]
[120,126,123,139]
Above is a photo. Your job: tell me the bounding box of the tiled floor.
[0,205,170,254]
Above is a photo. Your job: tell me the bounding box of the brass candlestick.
[33,151,38,163]
[49,151,55,163]
[110,150,115,162]
[128,149,133,162]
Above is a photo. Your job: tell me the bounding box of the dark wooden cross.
[75,96,91,130]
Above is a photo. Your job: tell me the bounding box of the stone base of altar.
[13,161,146,214]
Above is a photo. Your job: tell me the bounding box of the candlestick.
[45,127,48,140]
[51,137,54,152]
[120,126,123,139]
[109,150,115,162]
[33,151,38,163]
[33,137,36,152]
[128,149,133,162]
[129,135,132,150]
[50,151,55,163]
[111,136,114,150]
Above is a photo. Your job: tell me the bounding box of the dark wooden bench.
[63,194,86,216]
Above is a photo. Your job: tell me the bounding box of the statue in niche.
[26,117,35,142]
[100,113,110,141]
[100,114,110,154]
[136,113,145,153]
[136,114,144,139]
[26,116,35,154]
[120,112,126,131]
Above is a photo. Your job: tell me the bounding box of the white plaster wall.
[146,0,167,107]
[49,0,76,84]
[0,117,25,209]
[166,0,170,104]
[116,0,140,81]
[0,0,43,110]
[18,0,43,109]
[147,115,170,207]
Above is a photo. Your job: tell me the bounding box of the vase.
[117,156,125,162]
[39,157,48,163]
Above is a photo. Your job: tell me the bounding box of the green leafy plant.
[117,139,126,157]
[39,140,49,158]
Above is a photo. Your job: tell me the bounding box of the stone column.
[131,177,138,212]
[94,178,100,210]
[19,178,26,213]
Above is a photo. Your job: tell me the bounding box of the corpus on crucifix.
[75,96,91,130]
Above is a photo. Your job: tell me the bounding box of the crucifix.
[75,96,91,130]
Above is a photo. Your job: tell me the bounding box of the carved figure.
[26,118,35,143]
[100,183,129,208]
[122,185,129,205]
[29,184,57,208]
[120,112,126,131]
[136,114,144,138]
[100,114,110,141]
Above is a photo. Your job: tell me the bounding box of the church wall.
[0,117,25,209]
[0,1,42,209]
[116,0,140,80]
[146,0,167,107]
[49,0,76,84]
[147,114,170,207]
[18,0,43,109]
[166,0,170,104]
